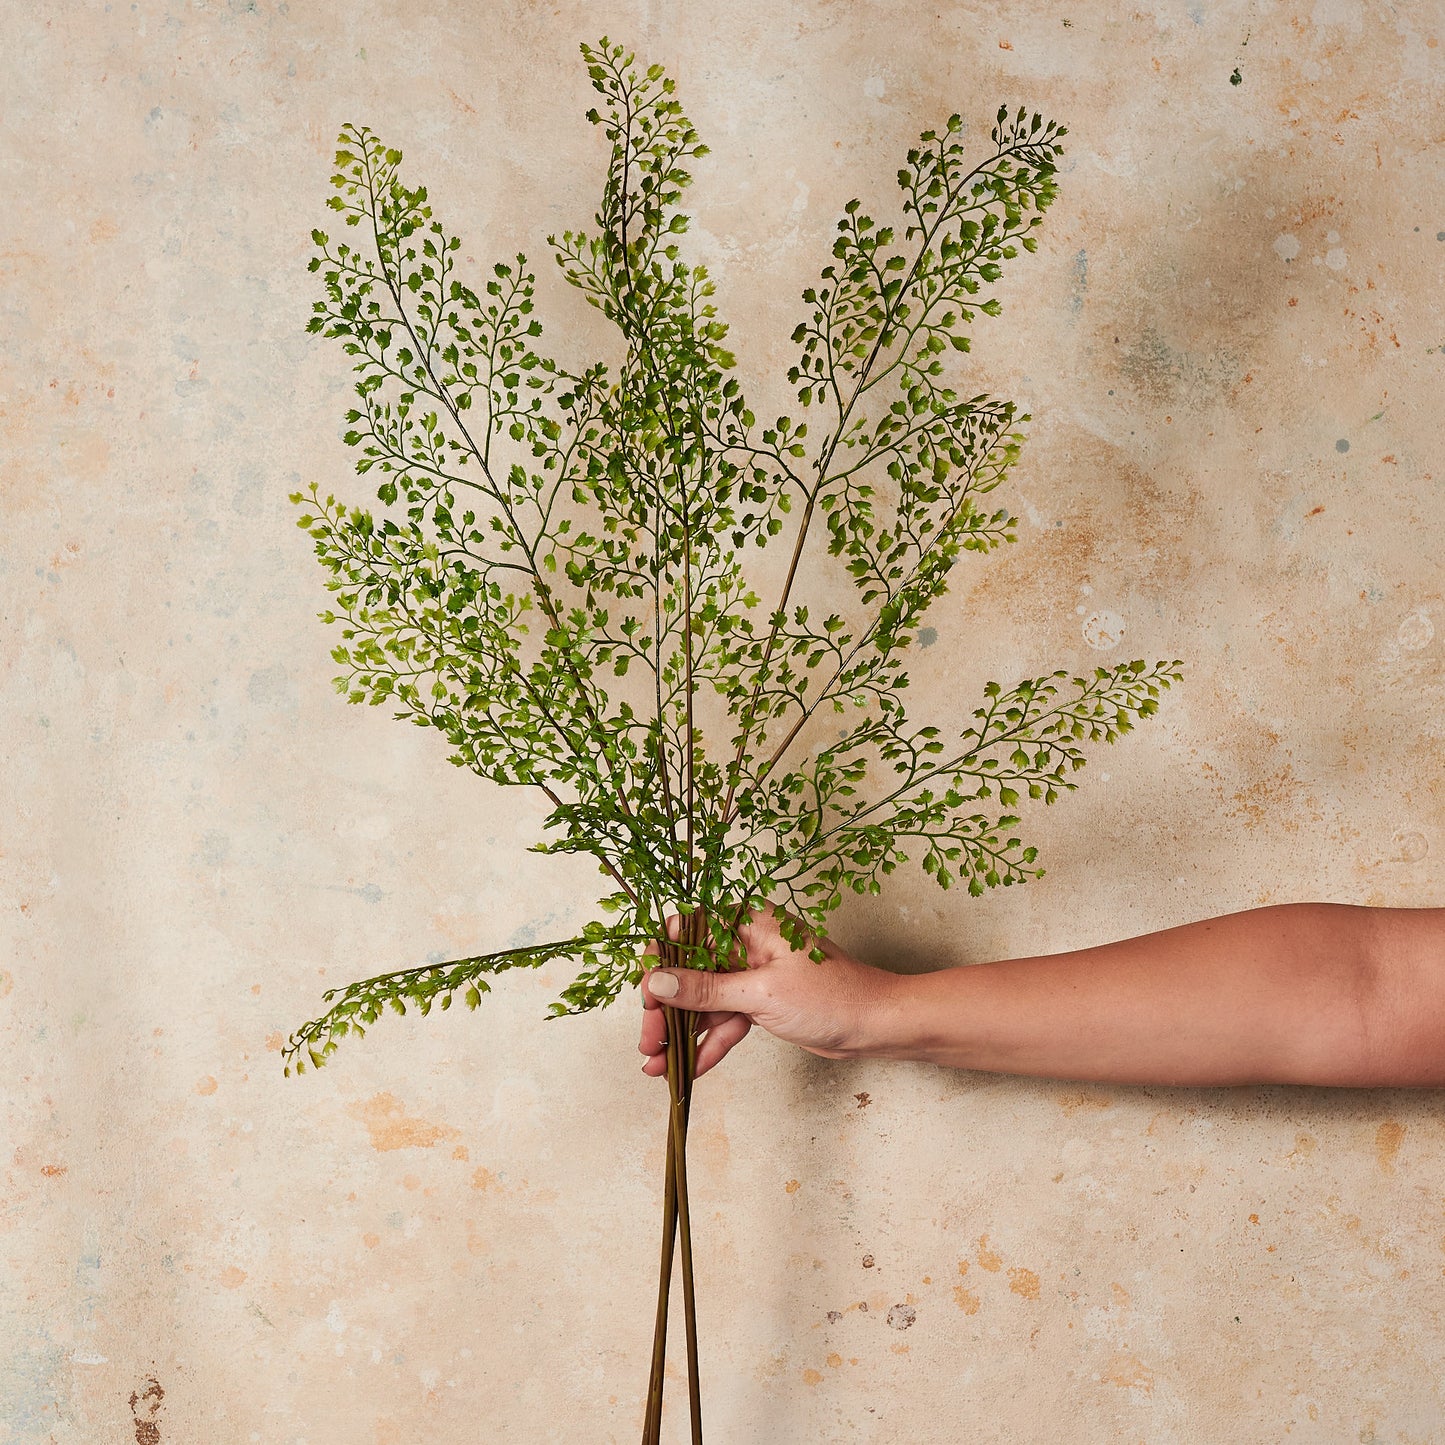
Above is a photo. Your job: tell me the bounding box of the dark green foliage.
[285,39,1181,1073]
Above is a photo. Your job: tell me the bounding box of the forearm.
[884,902,1400,1087]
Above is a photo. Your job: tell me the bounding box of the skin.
[639,902,1445,1088]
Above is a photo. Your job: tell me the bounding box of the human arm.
[639,902,1445,1087]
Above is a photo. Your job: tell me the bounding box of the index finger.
[639,996,668,1056]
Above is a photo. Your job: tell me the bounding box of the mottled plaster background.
[3,1,1444,1441]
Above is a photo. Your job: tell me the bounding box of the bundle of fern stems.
[285,37,1180,1445]
[646,910,703,1444]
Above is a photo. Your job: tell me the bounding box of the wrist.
[861,967,955,1063]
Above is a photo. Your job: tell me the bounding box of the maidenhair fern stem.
[678,912,703,1444]
[643,918,703,1445]
[667,924,702,1445]
[717,486,819,826]
[643,1098,678,1444]
[672,1001,702,1445]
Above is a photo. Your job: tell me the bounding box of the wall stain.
[1284,1133,1317,1166]
[1057,1089,1112,1116]
[1320,1194,1401,1263]
[694,1122,731,1173]
[1374,1119,1404,1174]
[346,1092,461,1151]
[1196,757,1320,834]
[1101,1351,1155,1394]
[953,1285,981,1314]
[128,1376,165,1444]
[1116,324,1242,411]
[1007,1267,1040,1300]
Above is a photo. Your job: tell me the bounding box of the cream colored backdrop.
[4,2,1443,1441]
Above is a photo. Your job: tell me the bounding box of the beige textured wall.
[5,1,1443,1441]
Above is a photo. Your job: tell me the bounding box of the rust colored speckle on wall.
[1374,1119,1404,1174]
[345,1092,462,1151]
[128,1376,165,1444]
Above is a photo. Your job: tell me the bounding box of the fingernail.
[649,971,679,999]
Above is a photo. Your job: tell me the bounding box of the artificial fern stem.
[643,913,703,1445]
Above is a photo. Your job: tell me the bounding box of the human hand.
[638,906,908,1079]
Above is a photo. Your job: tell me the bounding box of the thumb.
[646,965,755,1014]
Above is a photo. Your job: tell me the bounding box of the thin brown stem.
[537,781,640,908]
[717,143,1021,827]
[682,488,697,898]
[642,917,703,1444]
[642,1086,677,1444]
[363,160,645,835]
[673,920,703,1444]
[717,488,818,824]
